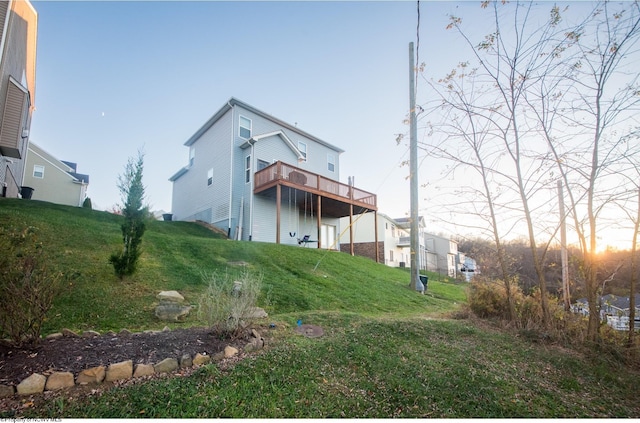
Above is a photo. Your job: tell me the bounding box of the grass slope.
[0,198,462,333]
[2,199,638,418]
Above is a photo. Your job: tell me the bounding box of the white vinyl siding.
[239,116,251,139]
[33,164,43,178]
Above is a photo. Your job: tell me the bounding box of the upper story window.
[298,141,307,161]
[189,146,195,167]
[245,155,251,184]
[327,154,335,172]
[33,165,44,178]
[207,168,213,186]
[257,159,270,171]
[239,116,252,139]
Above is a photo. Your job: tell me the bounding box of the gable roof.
[240,130,305,161]
[184,97,345,154]
[28,143,89,184]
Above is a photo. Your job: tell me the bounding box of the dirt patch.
[0,326,240,386]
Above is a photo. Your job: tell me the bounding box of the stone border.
[0,328,265,398]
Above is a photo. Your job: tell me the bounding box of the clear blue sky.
[29,0,472,222]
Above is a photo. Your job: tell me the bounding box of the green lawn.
[1,198,638,418]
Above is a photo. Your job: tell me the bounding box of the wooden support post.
[276,184,281,244]
[374,211,379,263]
[349,204,354,256]
[317,195,322,249]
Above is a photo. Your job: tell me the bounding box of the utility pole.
[409,42,424,293]
[558,180,570,311]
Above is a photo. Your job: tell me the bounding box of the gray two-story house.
[169,98,377,252]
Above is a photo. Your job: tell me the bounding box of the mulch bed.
[0,327,238,386]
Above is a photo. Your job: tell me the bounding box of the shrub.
[467,276,523,320]
[109,151,146,279]
[0,225,62,347]
[198,271,264,338]
[82,197,92,209]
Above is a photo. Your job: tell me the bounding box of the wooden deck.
[254,161,377,218]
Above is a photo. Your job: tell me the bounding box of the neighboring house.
[0,0,37,198]
[458,252,478,282]
[424,233,458,278]
[572,295,640,331]
[169,98,377,252]
[22,142,89,206]
[340,214,469,278]
[338,212,411,266]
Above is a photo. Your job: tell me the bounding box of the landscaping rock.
[16,373,46,395]
[154,358,178,373]
[133,364,155,378]
[61,328,78,338]
[179,353,193,368]
[192,353,211,366]
[45,372,74,391]
[82,330,100,338]
[45,332,63,340]
[224,346,239,358]
[155,302,191,322]
[105,360,133,382]
[244,336,264,353]
[0,384,15,398]
[212,351,225,362]
[232,307,268,319]
[76,366,106,384]
[118,329,132,336]
[162,326,171,332]
[157,290,184,303]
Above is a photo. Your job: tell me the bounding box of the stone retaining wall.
[0,328,265,398]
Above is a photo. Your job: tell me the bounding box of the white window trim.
[33,164,44,178]
[298,141,307,161]
[245,154,251,184]
[239,115,252,140]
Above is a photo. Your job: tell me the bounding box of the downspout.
[249,139,255,241]
[227,101,234,238]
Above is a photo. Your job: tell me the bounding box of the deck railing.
[254,161,376,209]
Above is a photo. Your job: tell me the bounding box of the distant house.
[0,0,37,198]
[338,214,470,278]
[338,212,412,266]
[169,98,377,251]
[572,294,640,331]
[22,142,89,206]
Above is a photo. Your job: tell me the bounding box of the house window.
[207,168,213,186]
[390,250,394,262]
[257,159,270,171]
[239,116,252,139]
[327,154,335,172]
[245,155,251,184]
[189,146,195,167]
[33,165,44,178]
[298,141,307,161]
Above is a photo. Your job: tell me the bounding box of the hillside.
[0,198,464,334]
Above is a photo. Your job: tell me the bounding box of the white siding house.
[169,98,377,251]
[425,233,459,278]
[339,213,410,266]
